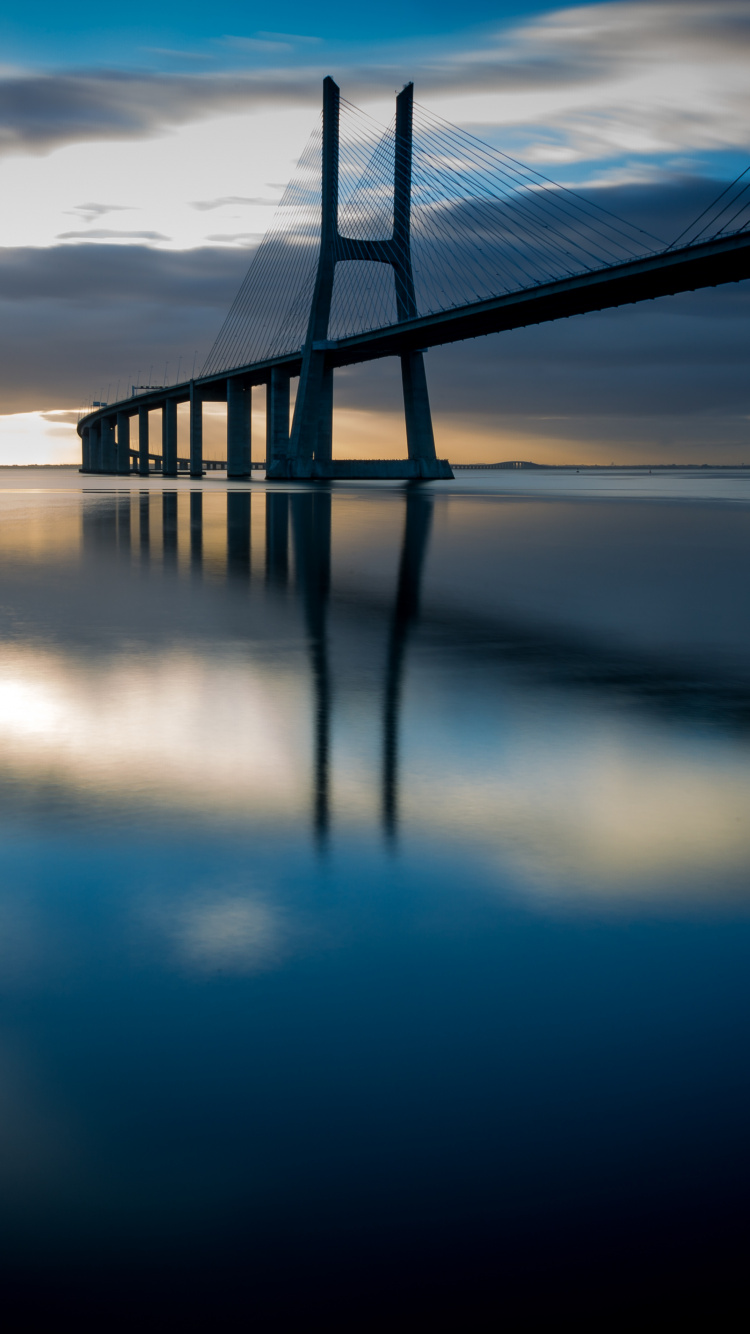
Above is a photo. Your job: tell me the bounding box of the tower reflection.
[291,491,332,848]
[383,488,433,842]
[289,485,432,848]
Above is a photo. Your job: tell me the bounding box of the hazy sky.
[1,0,749,463]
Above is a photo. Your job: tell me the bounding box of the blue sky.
[1,1,595,64]
[1,0,750,463]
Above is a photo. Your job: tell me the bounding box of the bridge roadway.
[79,227,750,480]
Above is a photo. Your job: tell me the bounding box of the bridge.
[78,77,750,481]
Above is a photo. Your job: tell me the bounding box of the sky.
[1,0,750,464]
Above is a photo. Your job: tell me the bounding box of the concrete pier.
[81,427,91,473]
[269,458,453,480]
[138,405,150,478]
[267,368,290,469]
[227,378,251,478]
[100,417,116,473]
[401,351,437,462]
[116,412,131,475]
[90,421,102,473]
[163,401,176,478]
[316,366,334,464]
[190,382,203,478]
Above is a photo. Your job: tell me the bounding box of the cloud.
[191,195,280,210]
[0,2,749,168]
[218,37,295,55]
[56,228,170,241]
[204,232,261,243]
[0,240,247,302]
[0,410,79,463]
[255,31,322,44]
[69,201,132,222]
[40,410,79,424]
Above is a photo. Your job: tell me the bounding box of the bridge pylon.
[267,77,452,481]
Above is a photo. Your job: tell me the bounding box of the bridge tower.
[269,78,449,480]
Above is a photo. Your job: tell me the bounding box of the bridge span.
[78,78,750,482]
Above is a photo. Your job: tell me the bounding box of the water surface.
[1,467,749,1327]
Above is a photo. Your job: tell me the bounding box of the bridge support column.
[163,399,177,477]
[116,412,131,475]
[90,421,101,473]
[138,405,150,477]
[189,382,203,478]
[81,427,91,473]
[227,377,251,478]
[401,352,437,463]
[101,417,116,473]
[316,365,333,463]
[266,368,290,471]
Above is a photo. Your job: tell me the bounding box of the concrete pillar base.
[265,458,453,481]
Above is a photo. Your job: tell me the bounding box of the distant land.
[452,462,750,471]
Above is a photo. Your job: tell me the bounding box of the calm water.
[2,467,750,1327]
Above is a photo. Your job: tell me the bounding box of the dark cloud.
[0,69,321,157]
[0,242,247,302]
[0,243,250,411]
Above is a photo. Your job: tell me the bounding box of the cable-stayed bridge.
[79,77,750,480]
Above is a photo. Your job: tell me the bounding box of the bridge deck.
[78,229,750,433]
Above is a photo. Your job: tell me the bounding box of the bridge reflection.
[81,483,750,845]
[82,486,431,846]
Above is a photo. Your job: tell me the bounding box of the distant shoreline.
[1,461,749,473]
[452,462,750,471]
